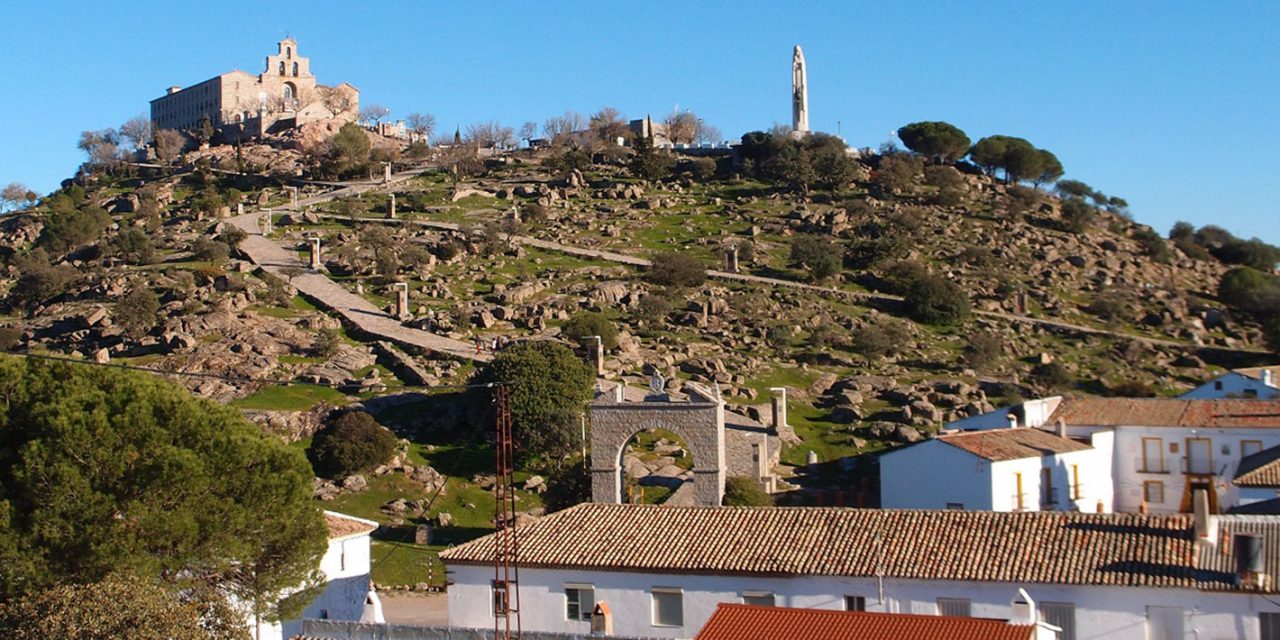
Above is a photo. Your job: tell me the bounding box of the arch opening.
[620,428,693,505]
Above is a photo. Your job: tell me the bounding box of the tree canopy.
[896,121,971,162]
[968,135,1063,185]
[0,356,327,623]
[470,341,595,466]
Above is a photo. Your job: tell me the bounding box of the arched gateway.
[589,380,726,507]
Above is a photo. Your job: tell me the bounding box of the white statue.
[792,45,810,134]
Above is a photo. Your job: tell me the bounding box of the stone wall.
[589,395,725,507]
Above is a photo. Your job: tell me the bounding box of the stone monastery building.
[149,37,358,136]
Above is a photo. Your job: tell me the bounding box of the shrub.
[1218,267,1280,314]
[191,237,229,264]
[645,252,705,289]
[852,316,911,361]
[634,292,675,326]
[1133,227,1172,263]
[789,234,842,282]
[312,327,344,359]
[561,311,619,350]
[115,285,160,338]
[765,323,793,351]
[722,476,773,506]
[38,206,111,253]
[1087,289,1134,327]
[963,332,1003,370]
[10,250,78,309]
[1108,380,1158,397]
[219,226,247,248]
[904,273,970,325]
[307,411,398,478]
[1060,198,1096,233]
[0,327,19,352]
[542,460,590,513]
[110,228,157,264]
[1030,361,1073,390]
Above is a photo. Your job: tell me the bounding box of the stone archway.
[590,383,725,507]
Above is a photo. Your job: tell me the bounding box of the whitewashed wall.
[446,564,1280,639]
[1181,372,1279,400]
[879,440,993,510]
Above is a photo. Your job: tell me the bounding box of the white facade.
[446,563,1280,640]
[947,396,1064,431]
[251,512,377,640]
[880,431,1113,512]
[1181,371,1279,400]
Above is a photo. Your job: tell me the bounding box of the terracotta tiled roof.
[325,511,377,540]
[695,604,1033,640]
[440,503,1264,591]
[1234,445,1280,487]
[1196,516,1280,582]
[937,428,1091,461]
[1048,398,1280,429]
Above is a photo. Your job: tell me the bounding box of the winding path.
[228,170,490,363]
[309,213,1268,355]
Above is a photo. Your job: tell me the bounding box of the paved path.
[229,188,489,363]
[311,213,1268,354]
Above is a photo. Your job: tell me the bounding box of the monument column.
[308,237,322,270]
[792,45,810,134]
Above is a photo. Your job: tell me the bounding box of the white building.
[880,425,1113,512]
[939,397,1280,514]
[440,503,1280,640]
[1182,367,1280,400]
[250,511,379,640]
[695,602,1054,640]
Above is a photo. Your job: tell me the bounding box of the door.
[1186,438,1212,475]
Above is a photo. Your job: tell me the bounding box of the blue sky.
[2,1,1277,243]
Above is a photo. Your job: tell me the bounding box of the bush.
[963,332,1003,370]
[1030,361,1073,390]
[1060,198,1096,233]
[9,250,78,309]
[722,476,773,506]
[219,226,247,248]
[115,285,160,338]
[852,317,911,361]
[904,273,970,325]
[110,228,157,264]
[645,252,705,289]
[1133,227,1172,263]
[789,234,842,281]
[307,411,398,478]
[0,327,19,352]
[191,237,230,264]
[765,323,793,351]
[634,293,675,326]
[1218,267,1280,314]
[542,460,590,513]
[1108,380,1158,397]
[38,206,111,253]
[312,327,344,359]
[561,311,619,350]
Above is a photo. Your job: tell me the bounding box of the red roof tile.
[1234,445,1280,487]
[695,604,1034,640]
[325,512,377,540]
[1048,398,1280,429]
[938,428,1091,461]
[440,503,1255,591]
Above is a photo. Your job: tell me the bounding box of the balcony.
[1180,456,1215,476]
[1134,457,1169,474]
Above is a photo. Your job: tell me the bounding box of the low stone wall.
[301,621,663,640]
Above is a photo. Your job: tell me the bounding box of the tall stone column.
[289,186,299,209]
[587,335,604,375]
[388,194,396,219]
[770,386,788,431]
[724,246,739,273]
[308,237,322,270]
[384,162,392,183]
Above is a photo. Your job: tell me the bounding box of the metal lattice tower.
[492,383,521,639]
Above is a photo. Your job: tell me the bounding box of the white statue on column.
[792,45,810,135]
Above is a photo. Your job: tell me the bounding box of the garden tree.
[589,107,630,144]
[969,135,1060,184]
[685,156,717,180]
[645,251,706,288]
[630,129,674,180]
[808,133,859,189]
[0,356,327,622]
[663,110,699,144]
[896,121,970,163]
[78,128,123,174]
[695,122,723,146]
[903,271,970,325]
[561,311,619,350]
[119,115,152,152]
[722,477,773,506]
[115,285,160,338]
[1000,139,1046,184]
[1,182,36,212]
[873,153,924,195]
[518,121,538,145]
[319,122,372,178]
[405,112,436,143]
[110,227,158,264]
[736,130,784,173]
[1060,197,1096,233]
[633,292,675,327]
[190,115,214,146]
[542,111,587,146]
[153,128,185,165]
[0,572,247,640]
[359,104,391,126]
[789,234,842,281]
[1056,179,1096,199]
[38,205,111,253]
[1218,267,1280,314]
[466,120,514,149]
[9,249,78,309]
[967,135,1009,176]
[470,341,595,466]
[307,411,399,478]
[1034,149,1064,186]
[764,140,814,194]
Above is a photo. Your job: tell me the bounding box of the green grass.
[232,384,349,411]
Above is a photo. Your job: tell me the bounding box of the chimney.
[1007,413,1019,429]
[167,85,182,95]
[1055,419,1067,438]
[591,601,613,635]
[1263,369,1275,388]
[1193,489,1212,540]
[1235,533,1266,588]
[1008,588,1037,626]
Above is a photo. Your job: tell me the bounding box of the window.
[1041,467,1055,507]
[1143,481,1165,505]
[742,591,774,607]
[1214,381,1224,390]
[845,596,866,611]
[1142,437,1165,473]
[945,502,964,510]
[292,61,299,76]
[1071,464,1082,500]
[1262,612,1280,640]
[286,46,292,58]
[565,584,593,621]
[1014,472,1025,511]
[1040,602,1076,640]
[339,541,346,571]
[937,598,970,617]
[1146,605,1183,640]
[278,61,285,75]
[1243,440,1264,460]
[319,609,329,620]
[492,580,510,616]
[651,589,683,627]
[1245,389,1260,398]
